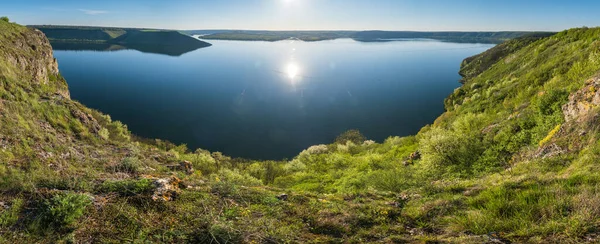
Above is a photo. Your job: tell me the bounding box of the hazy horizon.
[4,0,600,32]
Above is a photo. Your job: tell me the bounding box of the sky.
[2,0,600,31]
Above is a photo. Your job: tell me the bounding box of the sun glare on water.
[286,63,300,80]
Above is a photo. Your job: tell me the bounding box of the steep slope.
[458,32,555,81]
[2,19,600,243]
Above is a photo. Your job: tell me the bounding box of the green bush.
[335,129,366,144]
[0,17,8,22]
[97,179,154,196]
[181,150,217,175]
[419,127,484,177]
[0,198,24,227]
[216,169,262,186]
[36,193,91,230]
[116,157,142,173]
[98,127,109,140]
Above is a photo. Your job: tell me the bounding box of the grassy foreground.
[2,19,600,243]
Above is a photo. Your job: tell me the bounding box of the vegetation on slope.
[2,20,600,243]
[458,32,556,81]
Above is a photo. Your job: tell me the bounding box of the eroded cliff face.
[1,25,69,98]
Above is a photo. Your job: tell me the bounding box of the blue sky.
[2,0,600,31]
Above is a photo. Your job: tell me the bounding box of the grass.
[2,20,600,242]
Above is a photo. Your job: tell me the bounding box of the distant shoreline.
[29,25,553,44]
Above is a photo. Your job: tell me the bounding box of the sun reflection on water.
[286,62,300,80]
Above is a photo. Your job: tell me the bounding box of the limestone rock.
[535,143,565,159]
[562,75,600,123]
[3,27,69,98]
[69,107,101,133]
[151,177,182,202]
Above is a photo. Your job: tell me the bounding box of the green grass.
[2,20,600,243]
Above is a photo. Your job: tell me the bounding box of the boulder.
[562,75,600,123]
[409,151,421,161]
[276,194,288,201]
[151,177,182,202]
[167,160,195,174]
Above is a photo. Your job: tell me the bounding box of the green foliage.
[335,129,366,144]
[115,157,142,174]
[0,17,8,22]
[35,193,91,231]
[97,179,154,196]
[0,198,24,227]
[98,127,109,140]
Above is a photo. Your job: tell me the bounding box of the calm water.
[53,39,493,159]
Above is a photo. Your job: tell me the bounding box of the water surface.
[53,39,493,159]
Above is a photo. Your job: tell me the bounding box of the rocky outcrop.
[562,75,600,123]
[535,143,565,159]
[1,25,69,98]
[151,177,182,202]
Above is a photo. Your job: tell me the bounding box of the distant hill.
[30,25,212,56]
[351,31,556,43]
[188,29,551,43]
[188,30,356,42]
[31,26,550,44]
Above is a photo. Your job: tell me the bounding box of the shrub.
[419,127,484,177]
[181,150,217,175]
[0,17,8,22]
[302,144,329,155]
[539,124,561,146]
[107,121,131,142]
[534,89,569,117]
[335,129,366,144]
[97,179,154,196]
[0,198,24,227]
[116,157,142,173]
[98,127,109,140]
[217,169,262,186]
[36,193,91,230]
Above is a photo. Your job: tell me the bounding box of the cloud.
[78,9,108,15]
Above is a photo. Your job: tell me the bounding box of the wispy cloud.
[78,9,108,15]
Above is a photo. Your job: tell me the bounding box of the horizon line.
[25,24,566,33]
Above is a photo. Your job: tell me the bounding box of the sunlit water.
[53,39,493,159]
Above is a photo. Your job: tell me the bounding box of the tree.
[0,17,9,22]
[335,129,366,144]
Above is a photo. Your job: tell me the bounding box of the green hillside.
[2,19,600,243]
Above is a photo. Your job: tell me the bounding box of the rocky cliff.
[1,24,69,98]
